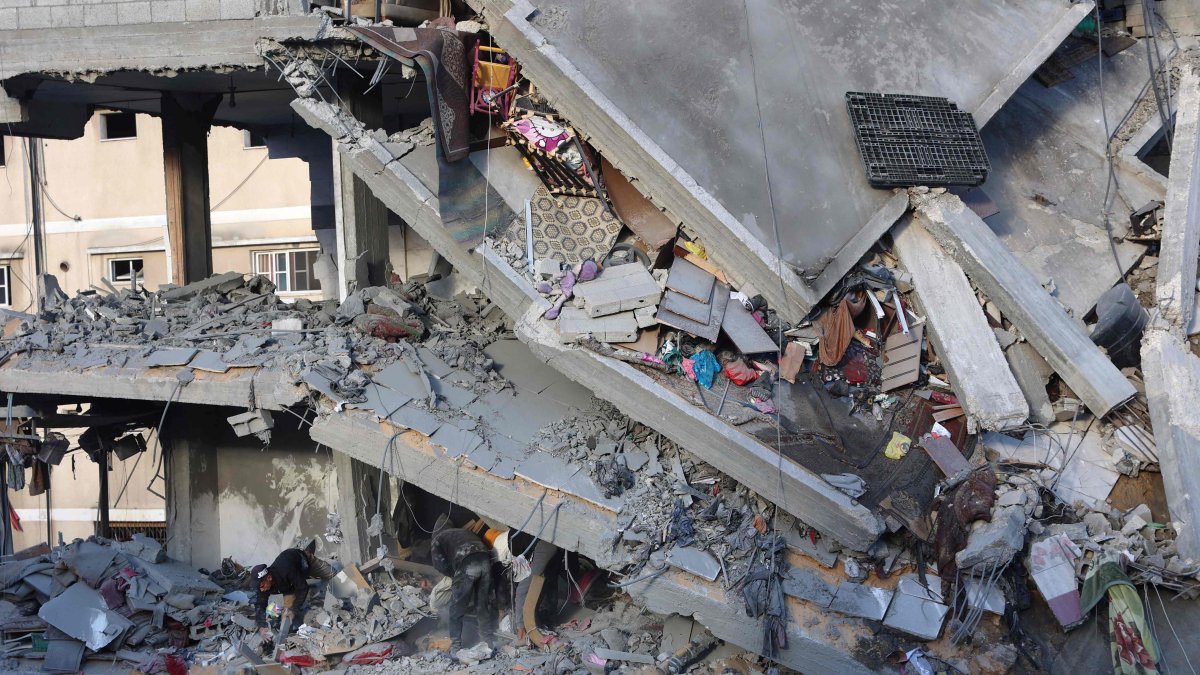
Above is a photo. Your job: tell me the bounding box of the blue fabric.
[693,350,719,389]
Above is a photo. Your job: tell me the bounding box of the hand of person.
[420,578,432,591]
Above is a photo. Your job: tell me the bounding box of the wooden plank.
[891,217,1027,429]
[880,322,924,392]
[664,257,716,302]
[919,433,969,477]
[657,281,729,342]
[660,288,712,323]
[720,297,778,354]
[911,192,1135,417]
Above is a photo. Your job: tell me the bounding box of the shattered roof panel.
[522,0,1090,283]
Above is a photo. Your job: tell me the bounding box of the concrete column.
[332,450,391,564]
[161,94,220,285]
[163,428,221,569]
[331,76,390,299]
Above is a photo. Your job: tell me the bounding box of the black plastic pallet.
[845,91,990,188]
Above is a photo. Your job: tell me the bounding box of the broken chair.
[470,44,519,115]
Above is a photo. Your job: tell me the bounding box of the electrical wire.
[1153,582,1198,675]
[211,152,269,211]
[1094,5,1131,280]
[607,566,666,589]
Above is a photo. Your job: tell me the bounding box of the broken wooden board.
[880,321,925,392]
[660,287,712,323]
[574,263,661,317]
[616,327,661,354]
[920,433,969,476]
[720,296,778,354]
[657,281,730,343]
[664,257,716,302]
[602,157,677,250]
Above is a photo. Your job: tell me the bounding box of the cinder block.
[116,0,149,24]
[0,8,16,29]
[49,4,83,27]
[83,3,117,26]
[219,0,254,19]
[16,6,52,28]
[0,1,34,10]
[184,0,219,20]
[150,0,184,21]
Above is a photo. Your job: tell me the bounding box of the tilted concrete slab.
[468,0,1092,317]
[892,215,1028,430]
[311,411,880,674]
[0,16,325,81]
[911,191,1136,417]
[1141,66,1200,560]
[292,97,886,551]
[0,354,303,410]
[979,45,1161,316]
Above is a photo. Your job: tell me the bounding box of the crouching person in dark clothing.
[251,541,335,639]
[432,526,496,651]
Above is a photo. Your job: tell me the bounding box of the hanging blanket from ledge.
[349,21,474,162]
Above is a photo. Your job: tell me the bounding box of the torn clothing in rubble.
[253,548,335,628]
[818,294,858,366]
[742,537,789,658]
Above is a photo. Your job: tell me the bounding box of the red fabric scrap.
[723,359,759,385]
[345,643,393,665]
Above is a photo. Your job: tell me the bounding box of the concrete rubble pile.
[0,535,227,671]
[1,0,1199,671]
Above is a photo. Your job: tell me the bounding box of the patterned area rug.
[518,186,622,265]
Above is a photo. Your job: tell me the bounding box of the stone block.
[116,1,149,25]
[0,8,15,29]
[83,3,117,27]
[219,0,254,19]
[17,6,52,28]
[49,4,82,27]
[151,0,185,22]
[955,505,1027,569]
[184,0,219,21]
[828,582,892,621]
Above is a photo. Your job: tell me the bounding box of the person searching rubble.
[251,540,336,641]
[430,516,499,651]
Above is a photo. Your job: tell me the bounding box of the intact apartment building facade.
[0,112,322,311]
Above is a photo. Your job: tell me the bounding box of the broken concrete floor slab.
[828,582,892,621]
[911,190,1136,416]
[38,582,134,651]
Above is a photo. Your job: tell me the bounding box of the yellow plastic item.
[475,46,515,89]
[680,240,708,260]
[884,431,912,460]
[483,527,502,548]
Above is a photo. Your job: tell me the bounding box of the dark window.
[100,112,137,140]
[109,258,144,289]
[0,136,6,167]
[243,130,267,149]
[254,249,321,292]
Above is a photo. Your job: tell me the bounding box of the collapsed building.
[0,0,1198,672]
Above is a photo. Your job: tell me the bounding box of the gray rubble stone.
[956,505,1027,570]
